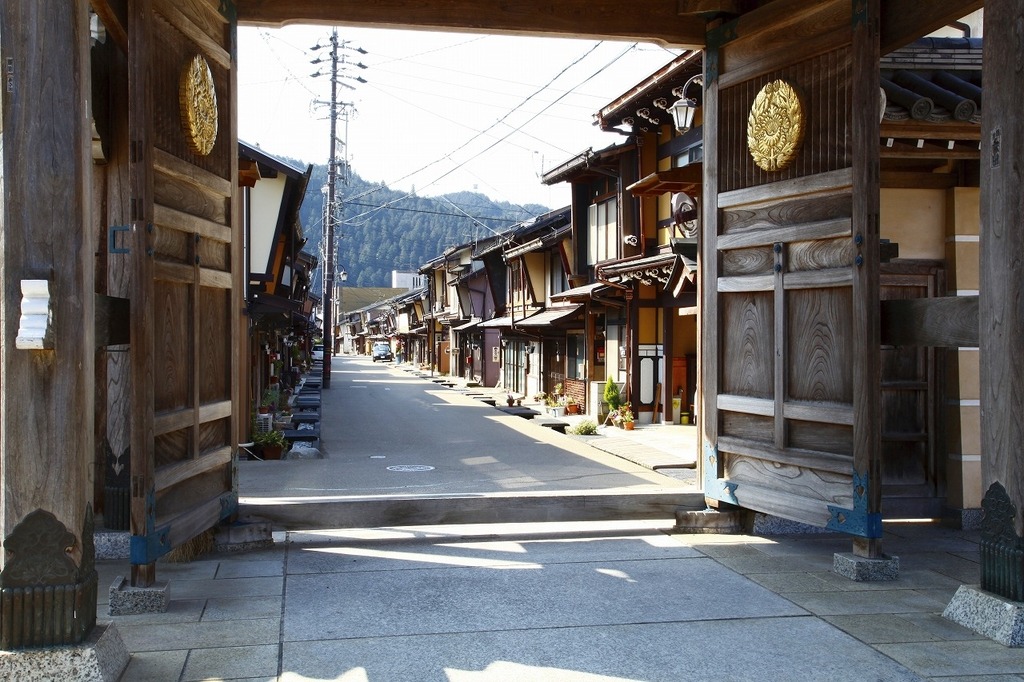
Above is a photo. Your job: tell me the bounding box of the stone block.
[833,552,900,581]
[674,509,743,534]
[109,575,169,615]
[94,531,130,560]
[0,623,128,681]
[753,513,834,536]
[944,584,1024,646]
[214,520,274,553]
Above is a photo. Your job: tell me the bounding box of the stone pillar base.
[833,552,900,581]
[944,584,1024,646]
[108,575,169,615]
[674,508,743,534]
[94,531,130,560]
[0,623,128,681]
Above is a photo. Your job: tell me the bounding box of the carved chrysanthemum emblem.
[179,54,218,156]
[747,79,805,172]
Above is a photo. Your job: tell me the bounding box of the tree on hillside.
[288,160,550,291]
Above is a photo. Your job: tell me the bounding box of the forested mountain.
[291,161,551,291]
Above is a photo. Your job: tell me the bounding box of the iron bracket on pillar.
[702,442,738,505]
[826,470,883,538]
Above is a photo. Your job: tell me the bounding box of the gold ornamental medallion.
[179,55,218,156]
[747,79,804,172]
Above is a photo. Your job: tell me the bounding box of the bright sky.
[237,26,684,212]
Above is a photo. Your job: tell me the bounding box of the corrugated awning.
[452,317,481,332]
[550,282,610,302]
[627,164,702,197]
[479,315,513,328]
[515,305,583,328]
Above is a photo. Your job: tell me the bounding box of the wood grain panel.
[154,170,228,224]
[199,268,232,289]
[153,226,190,264]
[721,292,774,399]
[198,238,230,271]
[730,480,843,527]
[718,434,853,474]
[155,446,231,493]
[724,453,852,505]
[198,418,229,453]
[153,281,190,412]
[783,400,854,426]
[156,469,229,521]
[781,268,853,290]
[154,148,232,197]
[788,418,854,457]
[721,246,773,277]
[161,493,233,550]
[156,0,230,68]
[199,288,230,403]
[718,394,774,417]
[787,287,852,403]
[719,216,851,249]
[789,237,854,272]
[718,168,853,211]
[155,428,190,468]
[717,0,848,84]
[718,274,775,293]
[154,204,231,243]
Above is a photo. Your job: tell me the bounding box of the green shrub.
[603,377,621,411]
[569,419,599,435]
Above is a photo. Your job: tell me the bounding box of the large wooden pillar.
[0,0,98,645]
[980,1,1024,536]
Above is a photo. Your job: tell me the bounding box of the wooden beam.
[880,0,983,54]
[880,171,958,190]
[90,0,128,52]
[235,0,708,47]
[981,0,1024,538]
[880,296,978,348]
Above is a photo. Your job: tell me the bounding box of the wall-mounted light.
[669,74,704,134]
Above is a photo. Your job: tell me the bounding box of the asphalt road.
[240,355,684,500]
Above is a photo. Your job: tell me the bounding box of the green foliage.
[253,429,286,447]
[569,420,599,436]
[603,377,621,410]
[289,161,551,290]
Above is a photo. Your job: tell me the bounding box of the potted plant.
[546,393,565,418]
[619,404,635,430]
[506,393,516,407]
[253,429,287,460]
[603,377,621,415]
[564,395,579,415]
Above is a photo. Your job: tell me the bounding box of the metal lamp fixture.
[669,74,704,134]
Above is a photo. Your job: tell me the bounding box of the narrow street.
[240,355,693,514]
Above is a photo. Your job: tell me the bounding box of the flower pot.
[565,403,580,415]
[623,421,634,430]
[262,444,284,460]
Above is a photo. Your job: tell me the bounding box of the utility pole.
[311,29,365,388]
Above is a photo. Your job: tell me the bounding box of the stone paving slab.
[282,553,806,642]
[280,617,921,682]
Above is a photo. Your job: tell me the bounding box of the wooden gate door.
[879,263,944,516]
[128,0,239,584]
[701,1,884,548]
